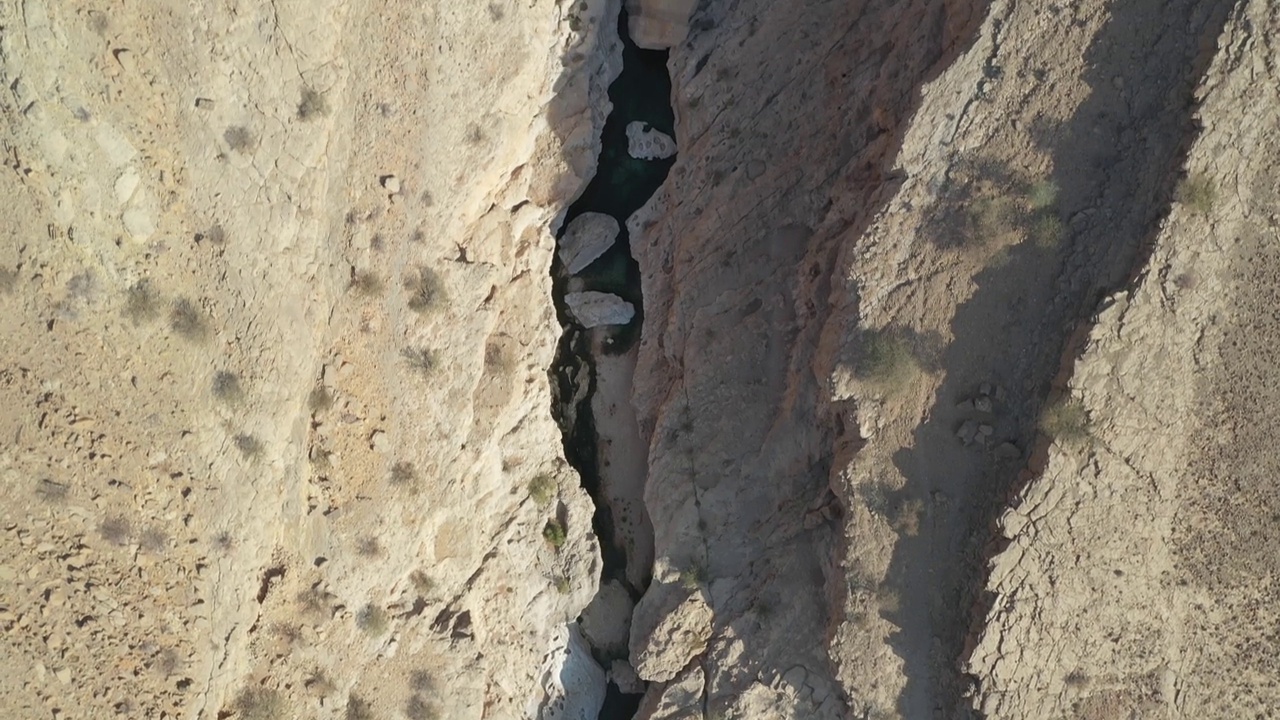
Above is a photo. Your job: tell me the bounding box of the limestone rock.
[558,212,619,274]
[565,291,635,327]
[626,122,677,161]
[625,0,698,49]
[629,587,712,682]
[537,624,606,720]
[579,580,634,658]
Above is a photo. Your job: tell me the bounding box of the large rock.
[625,0,698,49]
[559,212,620,274]
[565,291,636,327]
[626,122,677,161]
[579,580,635,657]
[629,586,712,682]
[536,624,606,720]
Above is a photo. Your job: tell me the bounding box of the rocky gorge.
[1,0,1277,719]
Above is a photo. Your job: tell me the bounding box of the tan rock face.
[629,586,713,682]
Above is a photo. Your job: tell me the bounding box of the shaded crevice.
[548,6,677,719]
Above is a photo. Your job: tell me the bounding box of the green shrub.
[1041,396,1089,443]
[542,519,567,549]
[855,329,921,394]
[1028,179,1059,210]
[679,562,707,590]
[528,474,556,505]
[1031,214,1065,248]
[553,575,571,594]
[1177,172,1215,215]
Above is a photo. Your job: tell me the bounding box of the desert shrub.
[528,474,556,505]
[855,329,921,394]
[355,536,382,557]
[308,385,334,412]
[155,647,181,676]
[213,530,234,552]
[297,87,329,120]
[679,562,708,590]
[35,479,69,503]
[405,266,444,312]
[212,371,244,403]
[356,604,389,636]
[304,668,334,697]
[409,670,434,694]
[390,461,417,488]
[542,519,567,549]
[1064,669,1089,688]
[124,280,161,323]
[224,125,256,153]
[1031,214,1065,248]
[1028,179,1059,210]
[1041,396,1090,443]
[1177,172,1215,215]
[968,195,1018,242]
[232,686,283,720]
[234,433,263,459]
[0,266,17,294]
[405,694,436,720]
[553,575,571,594]
[409,570,435,595]
[350,270,384,297]
[169,298,209,341]
[401,347,436,376]
[345,693,374,720]
[140,526,169,553]
[100,515,131,546]
[297,587,332,619]
[1173,272,1198,290]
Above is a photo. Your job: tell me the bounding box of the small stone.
[956,420,978,443]
[609,659,644,694]
[370,430,389,453]
[996,442,1021,459]
[194,97,215,110]
[0,565,15,581]
[381,175,401,194]
[54,667,71,685]
[978,424,995,437]
[955,399,975,412]
[974,397,994,414]
[980,382,994,396]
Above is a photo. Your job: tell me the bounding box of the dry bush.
[297,587,332,620]
[405,266,444,312]
[100,515,132,546]
[679,561,708,590]
[390,461,418,488]
[124,280,161,323]
[234,433,263,459]
[355,536,382,557]
[224,126,256,153]
[308,385,334,412]
[350,270,384,298]
[212,371,244,404]
[1041,396,1090,443]
[402,347,436,376]
[406,694,437,720]
[35,479,69,503]
[169,298,208,341]
[0,266,17,294]
[356,604,389,636]
[346,693,375,720]
[213,530,235,552]
[1177,172,1216,215]
[855,329,921,395]
[232,686,283,720]
[140,526,169,553]
[409,570,435,595]
[409,670,434,694]
[297,87,329,120]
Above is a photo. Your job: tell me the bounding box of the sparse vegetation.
[405,266,444,312]
[308,385,334,412]
[35,479,69,503]
[304,668,335,697]
[855,329,921,394]
[213,530,235,552]
[1065,669,1089,688]
[1177,172,1216,215]
[542,519,567,549]
[0,266,16,294]
[405,693,437,720]
[528,474,556,505]
[100,515,132,546]
[410,570,435,595]
[350,270,384,297]
[232,686,283,720]
[356,603,389,636]
[1041,396,1090,443]
[212,371,244,403]
[346,693,375,720]
[409,670,434,694]
[968,194,1018,242]
[297,87,329,120]
[1031,214,1066,248]
[224,125,256,153]
[234,433,263,459]
[140,526,169,553]
[1028,179,1059,210]
[679,562,708,590]
[297,587,332,620]
[355,536,382,557]
[169,298,209,341]
[1173,271,1198,290]
[553,575,571,594]
[390,461,418,488]
[124,280,161,323]
[401,347,436,376]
